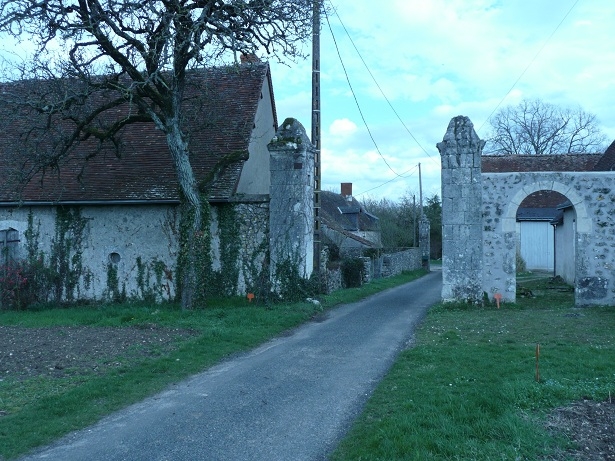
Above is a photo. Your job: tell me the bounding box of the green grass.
[331,275,615,460]
[0,269,427,460]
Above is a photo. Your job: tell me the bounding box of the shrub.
[516,248,528,273]
[341,257,364,288]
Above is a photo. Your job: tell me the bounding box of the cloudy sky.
[269,0,615,203]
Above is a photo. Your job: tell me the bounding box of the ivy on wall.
[214,203,240,296]
[176,195,213,306]
[50,207,89,302]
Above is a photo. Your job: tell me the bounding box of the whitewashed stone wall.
[483,172,615,306]
[0,204,178,301]
[0,200,271,302]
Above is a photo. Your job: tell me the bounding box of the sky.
[269,0,615,204]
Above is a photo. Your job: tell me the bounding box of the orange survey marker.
[535,343,540,382]
[494,293,502,309]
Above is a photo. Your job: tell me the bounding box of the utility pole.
[418,162,423,215]
[413,194,417,247]
[312,0,322,276]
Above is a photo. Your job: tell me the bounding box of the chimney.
[240,53,260,64]
[341,182,353,202]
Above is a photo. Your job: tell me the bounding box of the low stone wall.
[381,249,422,277]
[322,248,422,293]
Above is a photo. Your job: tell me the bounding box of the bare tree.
[0,0,315,309]
[485,98,607,155]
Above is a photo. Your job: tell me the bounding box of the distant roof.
[482,153,603,173]
[592,140,615,171]
[320,190,379,233]
[519,190,568,209]
[0,63,275,204]
[517,207,559,221]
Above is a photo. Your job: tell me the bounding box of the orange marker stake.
[494,293,502,309]
[535,343,540,382]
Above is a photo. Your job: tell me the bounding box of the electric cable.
[328,2,437,165]
[323,8,408,179]
[478,0,580,134]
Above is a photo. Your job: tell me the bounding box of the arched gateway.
[438,116,615,306]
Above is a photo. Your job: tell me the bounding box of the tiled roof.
[0,63,274,204]
[519,190,568,208]
[319,191,379,232]
[592,140,615,171]
[516,207,559,221]
[482,154,603,173]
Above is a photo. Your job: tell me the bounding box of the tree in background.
[485,98,607,155]
[362,196,415,249]
[362,193,442,259]
[0,0,313,309]
[424,194,442,260]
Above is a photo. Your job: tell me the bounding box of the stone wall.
[482,171,615,306]
[321,248,423,294]
[0,200,271,303]
[0,204,178,302]
[438,115,615,307]
[381,249,422,277]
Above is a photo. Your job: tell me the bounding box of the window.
[0,228,19,264]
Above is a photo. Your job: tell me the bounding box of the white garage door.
[519,221,554,271]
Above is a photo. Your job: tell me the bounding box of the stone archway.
[500,181,591,234]
[490,177,591,303]
[439,116,615,307]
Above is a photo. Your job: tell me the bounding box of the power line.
[323,8,408,178]
[477,0,581,134]
[328,3,437,164]
[354,164,419,197]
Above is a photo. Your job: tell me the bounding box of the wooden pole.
[312,0,322,276]
[535,343,540,382]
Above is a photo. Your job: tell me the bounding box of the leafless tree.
[484,98,607,155]
[0,0,315,309]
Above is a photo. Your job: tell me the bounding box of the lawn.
[331,273,615,460]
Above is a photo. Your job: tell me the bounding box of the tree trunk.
[166,120,201,310]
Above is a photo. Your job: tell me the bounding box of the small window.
[0,228,19,265]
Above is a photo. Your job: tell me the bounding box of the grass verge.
[331,274,615,460]
[0,269,427,460]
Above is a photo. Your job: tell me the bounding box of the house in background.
[482,147,615,276]
[320,183,381,257]
[0,61,314,303]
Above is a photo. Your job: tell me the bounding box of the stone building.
[0,63,314,304]
[319,182,381,257]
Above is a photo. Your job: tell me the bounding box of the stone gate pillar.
[419,215,430,271]
[268,118,315,285]
[437,116,485,303]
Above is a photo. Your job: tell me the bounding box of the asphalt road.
[20,270,442,461]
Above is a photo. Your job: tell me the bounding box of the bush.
[0,263,28,309]
[341,257,364,288]
[274,259,317,303]
[516,249,527,273]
